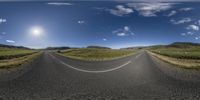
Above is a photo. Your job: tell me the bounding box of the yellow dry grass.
[149,51,200,69]
[0,52,41,69]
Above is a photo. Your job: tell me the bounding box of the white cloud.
[181,33,186,36]
[47,2,73,6]
[117,32,126,36]
[181,32,194,36]
[102,38,107,41]
[1,32,6,35]
[127,3,176,17]
[110,5,133,16]
[186,25,199,31]
[0,18,6,24]
[6,40,15,43]
[170,18,192,24]
[195,37,199,40]
[124,26,130,31]
[195,20,200,26]
[113,26,134,37]
[78,20,85,24]
[116,0,200,2]
[187,31,194,35]
[94,7,107,11]
[179,7,193,11]
[167,10,177,17]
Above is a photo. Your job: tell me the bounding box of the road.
[0,51,200,100]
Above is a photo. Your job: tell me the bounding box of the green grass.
[0,52,41,69]
[150,47,200,59]
[0,48,36,60]
[58,48,136,61]
[0,47,40,69]
[149,46,200,68]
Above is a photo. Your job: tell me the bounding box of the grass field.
[149,46,200,69]
[58,48,136,61]
[0,48,40,69]
[150,47,200,59]
[0,48,37,60]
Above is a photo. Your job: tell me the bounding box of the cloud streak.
[113,26,134,36]
[47,2,73,6]
[110,5,133,16]
[6,40,15,43]
[170,18,192,24]
[117,0,200,2]
[181,32,194,36]
[167,10,177,17]
[127,3,176,17]
[0,18,6,24]
[78,20,85,24]
[179,7,194,11]
[186,25,199,31]
[1,32,6,35]
[196,20,200,26]
[102,38,107,41]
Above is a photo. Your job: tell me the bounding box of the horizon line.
[1,41,199,49]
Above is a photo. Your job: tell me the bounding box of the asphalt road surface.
[0,51,200,100]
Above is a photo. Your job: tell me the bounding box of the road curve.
[49,52,142,73]
[0,51,200,100]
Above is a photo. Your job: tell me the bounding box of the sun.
[30,26,43,37]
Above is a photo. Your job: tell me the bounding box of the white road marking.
[48,54,141,73]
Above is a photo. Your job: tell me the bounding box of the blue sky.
[0,1,200,48]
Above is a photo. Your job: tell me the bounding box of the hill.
[45,47,70,50]
[86,46,111,49]
[167,42,200,48]
[0,44,30,49]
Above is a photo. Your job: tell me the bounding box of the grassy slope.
[58,48,136,61]
[0,47,40,69]
[150,47,200,59]
[149,51,200,69]
[149,45,200,69]
[0,48,37,60]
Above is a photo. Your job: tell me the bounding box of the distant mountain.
[167,42,200,48]
[0,44,30,49]
[45,47,70,50]
[87,46,111,49]
[122,42,200,50]
[121,46,147,50]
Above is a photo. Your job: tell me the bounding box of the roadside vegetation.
[149,42,200,69]
[57,48,137,61]
[0,47,40,69]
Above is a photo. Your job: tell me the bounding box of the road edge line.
[49,53,134,73]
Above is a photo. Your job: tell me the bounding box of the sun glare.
[30,26,43,37]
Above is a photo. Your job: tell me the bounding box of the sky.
[0,1,200,49]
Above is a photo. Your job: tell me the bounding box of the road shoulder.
[0,52,43,81]
[147,51,200,82]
